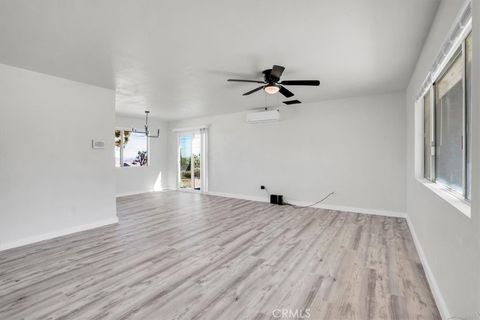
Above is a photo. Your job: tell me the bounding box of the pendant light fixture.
[131,110,160,138]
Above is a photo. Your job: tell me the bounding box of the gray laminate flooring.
[0,191,440,319]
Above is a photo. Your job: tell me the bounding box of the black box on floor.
[270,194,284,205]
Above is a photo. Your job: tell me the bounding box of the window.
[115,130,148,167]
[435,49,464,194]
[465,33,472,199]
[422,32,471,200]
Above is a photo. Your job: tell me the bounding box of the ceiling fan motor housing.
[263,69,278,83]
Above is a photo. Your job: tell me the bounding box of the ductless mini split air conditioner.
[246,109,280,123]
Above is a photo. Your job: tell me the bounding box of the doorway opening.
[177,128,207,192]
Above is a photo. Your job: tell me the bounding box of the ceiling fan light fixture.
[228,65,320,97]
[264,84,280,95]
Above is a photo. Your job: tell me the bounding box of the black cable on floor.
[285,191,335,209]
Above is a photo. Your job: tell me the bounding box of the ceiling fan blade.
[243,86,265,96]
[280,80,320,86]
[283,100,301,105]
[228,79,265,84]
[270,65,285,80]
[279,86,294,98]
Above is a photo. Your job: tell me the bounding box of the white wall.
[167,92,406,215]
[0,64,117,250]
[115,115,168,196]
[406,0,480,317]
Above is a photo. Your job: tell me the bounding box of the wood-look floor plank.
[0,191,440,319]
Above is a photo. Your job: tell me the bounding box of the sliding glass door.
[178,132,202,191]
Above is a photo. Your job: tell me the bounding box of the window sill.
[115,165,150,169]
[416,178,471,218]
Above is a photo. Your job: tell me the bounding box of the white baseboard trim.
[115,188,176,198]
[205,191,406,218]
[115,190,153,198]
[0,216,119,252]
[405,215,450,319]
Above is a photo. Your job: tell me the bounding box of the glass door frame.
[176,128,208,193]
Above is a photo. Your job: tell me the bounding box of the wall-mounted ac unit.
[246,109,280,123]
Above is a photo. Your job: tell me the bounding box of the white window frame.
[115,127,150,168]
[417,28,472,217]
[423,87,435,181]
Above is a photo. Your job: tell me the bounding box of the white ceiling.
[0,0,441,120]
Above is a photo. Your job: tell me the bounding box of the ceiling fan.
[227,65,320,105]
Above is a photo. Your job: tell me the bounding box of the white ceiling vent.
[246,109,280,123]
